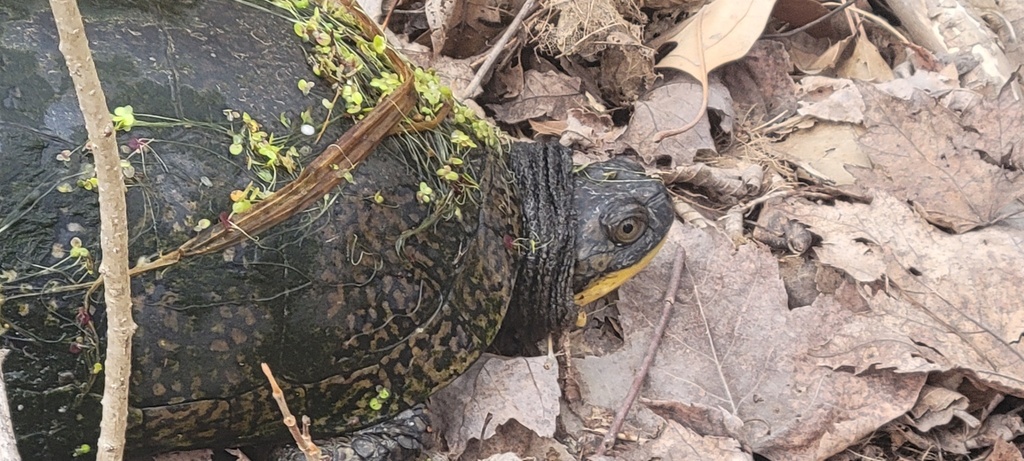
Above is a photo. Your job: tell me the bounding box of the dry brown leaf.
[854,85,1024,232]
[528,119,568,137]
[424,0,456,53]
[796,76,865,124]
[720,40,798,122]
[579,223,925,459]
[426,0,511,57]
[617,76,715,166]
[480,454,523,461]
[559,108,625,149]
[989,438,1024,461]
[488,70,587,124]
[429,354,559,456]
[774,193,1024,395]
[874,56,959,101]
[835,33,895,82]
[903,385,972,432]
[651,0,777,79]
[962,86,1024,171]
[785,34,852,75]
[770,123,869,185]
[649,0,776,139]
[644,418,751,461]
[459,419,572,461]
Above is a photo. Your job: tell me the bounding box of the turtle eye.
[610,216,645,244]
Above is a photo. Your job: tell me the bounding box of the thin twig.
[261,363,322,461]
[821,1,912,44]
[595,247,687,455]
[459,0,538,98]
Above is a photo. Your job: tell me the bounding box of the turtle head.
[497,143,673,352]
[571,159,673,305]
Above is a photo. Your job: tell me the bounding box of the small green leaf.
[373,35,386,55]
[91,362,102,374]
[232,200,253,215]
[229,143,243,156]
[193,218,211,232]
[111,105,136,132]
[72,444,91,457]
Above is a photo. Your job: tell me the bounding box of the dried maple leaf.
[962,87,1024,171]
[487,70,587,124]
[578,224,924,459]
[854,85,1024,233]
[617,76,715,166]
[775,193,1024,395]
[429,354,559,456]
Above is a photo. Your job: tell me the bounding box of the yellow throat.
[573,234,668,306]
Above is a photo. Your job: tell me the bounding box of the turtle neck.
[501,140,578,347]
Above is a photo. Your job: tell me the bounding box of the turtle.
[0,0,673,458]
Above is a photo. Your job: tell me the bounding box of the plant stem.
[48,1,137,459]
[595,247,686,456]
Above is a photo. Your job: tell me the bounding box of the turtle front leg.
[274,406,430,461]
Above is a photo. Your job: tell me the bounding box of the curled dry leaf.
[903,385,973,433]
[578,223,924,459]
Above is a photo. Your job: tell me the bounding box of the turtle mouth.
[573,231,667,305]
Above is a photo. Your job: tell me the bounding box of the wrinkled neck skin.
[504,141,578,345]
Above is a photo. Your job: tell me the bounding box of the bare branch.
[48,1,137,459]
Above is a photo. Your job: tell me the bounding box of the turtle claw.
[274,406,430,461]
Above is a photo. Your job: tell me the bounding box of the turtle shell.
[0,0,519,457]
